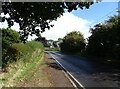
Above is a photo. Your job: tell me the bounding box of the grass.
[45,47,60,52]
[1,41,45,87]
[15,53,45,86]
[15,54,50,87]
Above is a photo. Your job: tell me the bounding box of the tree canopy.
[86,15,120,61]
[1,2,97,42]
[60,31,85,53]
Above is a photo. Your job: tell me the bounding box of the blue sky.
[71,2,118,27]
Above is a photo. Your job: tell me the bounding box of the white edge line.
[48,52,85,89]
[61,66,78,89]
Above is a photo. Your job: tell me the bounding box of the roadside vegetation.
[59,15,120,66]
[86,15,120,65]
[2,28,20,69]
[45,47,60,52]
[60,31,85,53]
[1,28,44,87]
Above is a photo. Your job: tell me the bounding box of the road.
[47,51,120,89]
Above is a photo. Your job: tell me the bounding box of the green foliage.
[60,31,85,53]
[1,28,20,48]
[35,37,47,47]
[2,2,95,42]
[12,41,44,61]
[86,15,120,62]
[2,41,44,70]
[58,38,63,42]
[1,28,21,69]
[2,41,44,86]
[45,47,60,52]
[48,39,54,42]
[2,46,19,66]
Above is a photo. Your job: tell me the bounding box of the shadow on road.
[46,62,62,70]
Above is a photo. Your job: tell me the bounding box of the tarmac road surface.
[47,51,120,89]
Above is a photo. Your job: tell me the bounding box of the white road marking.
[48,52,85,89]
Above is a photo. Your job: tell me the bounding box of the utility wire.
[92,8,117,26]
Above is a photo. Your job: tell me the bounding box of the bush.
[1,28,21,69]
[1,28,20,45]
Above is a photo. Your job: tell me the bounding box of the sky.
[0,1,118,41]
[41,1,118,40]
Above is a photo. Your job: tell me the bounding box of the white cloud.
[0,20,20,31]
[41,12,92,40]
[0,12,92,41]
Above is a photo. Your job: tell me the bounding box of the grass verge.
[1,41,44,87]
[45,47,60,52]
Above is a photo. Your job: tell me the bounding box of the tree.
[58,38,63,42]
[1,2,98,42]
[35,37,47,46]
[60,31,85,53]
[86,15,120,61]
[48,39,54,42]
